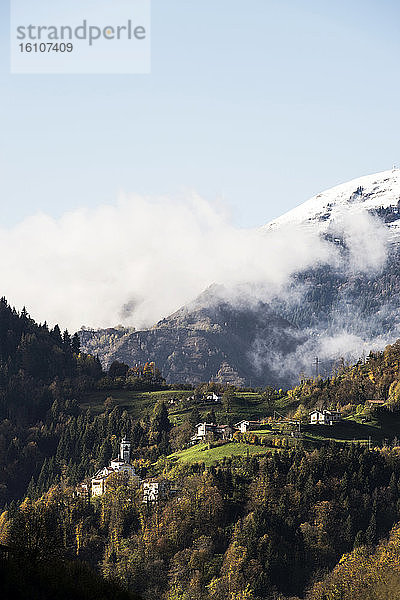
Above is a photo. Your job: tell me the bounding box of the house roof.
[92,473,110,482]
[92,466,114,478]
[195,422,231,430]
[323,410,341,414]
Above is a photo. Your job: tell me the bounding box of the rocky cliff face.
[80,286,301,387]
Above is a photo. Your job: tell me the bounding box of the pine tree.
[366,513,377,546]
[71,332,81,354]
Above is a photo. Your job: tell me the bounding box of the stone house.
[191,422,233,444]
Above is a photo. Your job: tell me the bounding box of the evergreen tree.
[188,407,202,427]
[71,332,81,354]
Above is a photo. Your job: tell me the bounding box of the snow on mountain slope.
[265,169,400,242]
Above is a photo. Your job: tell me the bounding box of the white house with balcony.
[309,410,342,426]
[234,420,263,433]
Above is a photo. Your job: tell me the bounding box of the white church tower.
[120,438,131,463]
[92,437,139,496]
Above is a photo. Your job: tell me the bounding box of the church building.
[91,438,140,496]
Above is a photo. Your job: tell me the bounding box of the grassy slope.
[167,442,271,467]
[80,389,276,423]
[80,389,182,420]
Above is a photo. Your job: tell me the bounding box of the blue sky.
[1,0,400,228]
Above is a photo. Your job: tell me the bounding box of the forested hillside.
[286,339,400,411]
[5,296,400,598]
[0,296,98,423]
[0,299,174,508]
[3,445,400,599]
[0,297,103,504]
[272,250,400,337]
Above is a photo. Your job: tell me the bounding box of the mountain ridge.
[80,169,400,386]
[80,286,301,386]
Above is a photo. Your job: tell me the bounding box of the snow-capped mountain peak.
[265,169,400,239]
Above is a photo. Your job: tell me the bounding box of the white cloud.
[0,192,338,332]
[328,207,390,273]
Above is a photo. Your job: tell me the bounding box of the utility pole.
[314,357,320,378]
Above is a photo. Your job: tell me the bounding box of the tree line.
[3,444,400,599]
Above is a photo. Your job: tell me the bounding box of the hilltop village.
[85,405,343,501]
